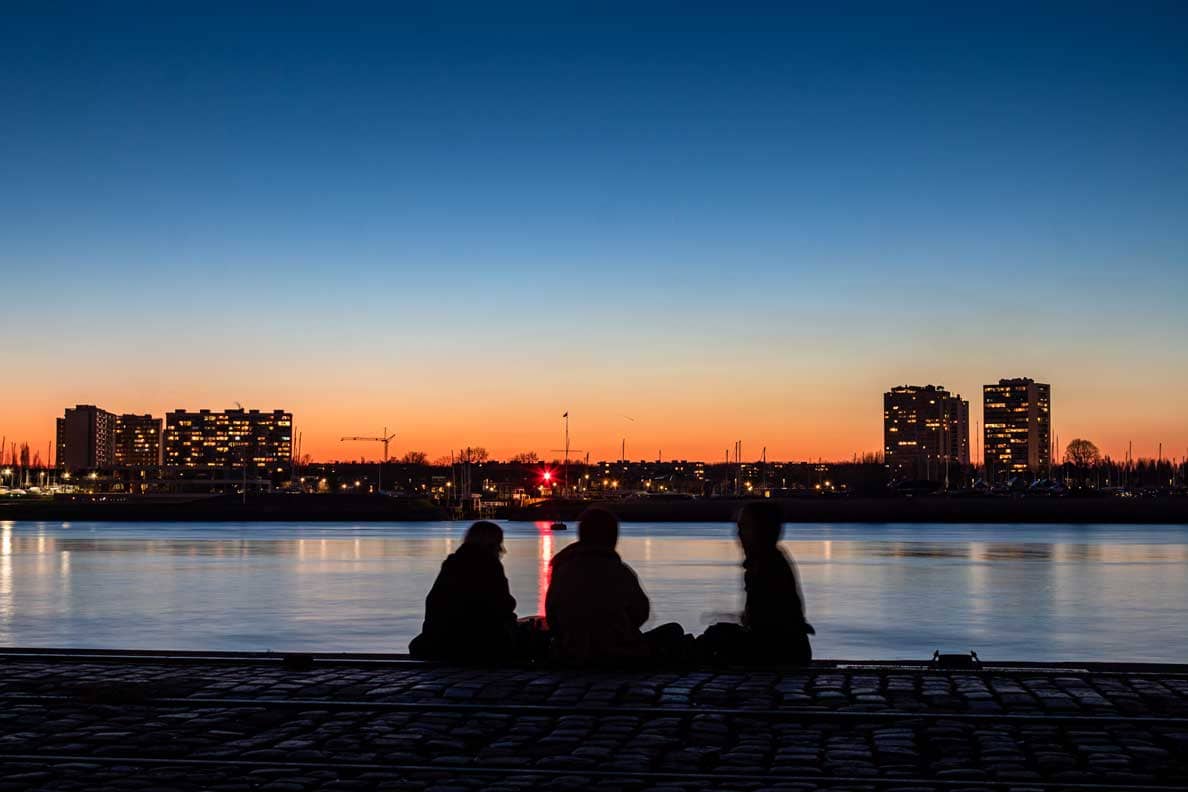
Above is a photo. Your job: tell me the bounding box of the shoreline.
[2,645,1187,673]
[2,493,1186,524]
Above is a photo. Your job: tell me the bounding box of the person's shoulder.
[550,542,581,569]
[745,549,792,572]
[616,555,642,581]
[449,544,499,569]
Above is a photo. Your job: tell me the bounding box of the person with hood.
[409,521,518,662]
[545,507,684,664]
[700,501,814,664]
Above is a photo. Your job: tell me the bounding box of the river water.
[1,521,1185,662]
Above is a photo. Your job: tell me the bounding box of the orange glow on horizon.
[2,372,1187,467]
[2,406,1186,467]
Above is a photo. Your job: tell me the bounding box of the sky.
[1,2,1186,464]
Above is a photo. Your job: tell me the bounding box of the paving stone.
[3,660,1188,790]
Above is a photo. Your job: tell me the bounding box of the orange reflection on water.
[1,524,12,629]
[537,530,553,618]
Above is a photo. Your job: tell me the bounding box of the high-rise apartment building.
[883,385,970,481]
[163,409,293,471]
[983,378,1052,480]
[56,404,117,470]
[114,414,162,467]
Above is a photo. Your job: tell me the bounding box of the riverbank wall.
[1,493,1185,523]
[515,495,1188,524]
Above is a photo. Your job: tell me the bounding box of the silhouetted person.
[409,521,518,662]
[546,508,685,664]
[700,501,813,664]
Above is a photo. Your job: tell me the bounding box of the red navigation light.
[543,471,552,482]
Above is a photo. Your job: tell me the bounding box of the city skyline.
[3,5,1186,463]
[14,371,1183,469]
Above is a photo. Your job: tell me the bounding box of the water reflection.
[0,521,1185,662]
[537,529,553,617]
[1,524,12,634]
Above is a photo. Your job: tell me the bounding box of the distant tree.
[399,450,429,465]
[1064,439,1101,468]
[431,455,453,467]
[457,447,490,463]
[510,451,540,464]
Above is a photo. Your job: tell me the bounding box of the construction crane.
[341,427,396,493]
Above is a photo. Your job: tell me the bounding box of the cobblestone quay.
[1,651,1187,791]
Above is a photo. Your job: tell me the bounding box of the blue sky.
[2,3,1186,460]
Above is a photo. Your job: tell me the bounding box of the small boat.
[550,521,568,531]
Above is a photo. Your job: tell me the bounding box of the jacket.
[742,546,813,640]
[545,542,650,663]
[409,542,517,660]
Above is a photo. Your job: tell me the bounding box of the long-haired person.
[409,521,518,662]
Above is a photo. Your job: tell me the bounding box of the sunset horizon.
[4,374,1185,465]
[5,7,1185,469]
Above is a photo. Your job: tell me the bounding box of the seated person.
[699,501,813,664]
[409,521,518,662]
[546,508,682,664]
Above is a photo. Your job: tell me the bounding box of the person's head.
[464,521,505,556]
[737,500,783,555]
[577,507,619,549]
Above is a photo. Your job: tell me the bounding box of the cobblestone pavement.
[1,657,1187,791]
